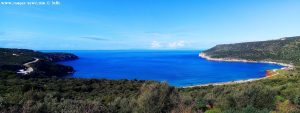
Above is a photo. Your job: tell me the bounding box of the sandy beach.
[183,53,293,88]
[199,53,294,68]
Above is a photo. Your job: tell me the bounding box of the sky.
[0,0,300,50]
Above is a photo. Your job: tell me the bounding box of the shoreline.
[183,77,268,88]
[183,53,293,88]
[199,53,294,68]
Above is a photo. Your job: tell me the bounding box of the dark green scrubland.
[2,36,300,113]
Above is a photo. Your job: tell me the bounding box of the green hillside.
[0,48,78,77]
[203,36,300,65]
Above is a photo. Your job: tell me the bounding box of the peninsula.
[0,48,78,77]
[184,36,300,87]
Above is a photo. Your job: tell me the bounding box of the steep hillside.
[203,36,300,65]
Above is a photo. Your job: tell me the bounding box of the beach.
[199,53,293,68]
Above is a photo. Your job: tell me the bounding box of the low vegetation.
[0,71,180,113]
[180,68,300,113]
[2,68,300,113]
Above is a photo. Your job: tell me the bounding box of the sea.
[44,50,283,87]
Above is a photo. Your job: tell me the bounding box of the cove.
[50,50,284,87]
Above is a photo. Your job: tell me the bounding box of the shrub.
[136,82,179,113]
[233,83,276,109]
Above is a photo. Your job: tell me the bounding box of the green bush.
[136,82,179,113]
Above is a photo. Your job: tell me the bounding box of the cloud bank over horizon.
[151,40,187,49]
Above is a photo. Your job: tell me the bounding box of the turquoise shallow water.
[45,50,283,87]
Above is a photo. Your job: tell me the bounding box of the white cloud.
[168,41,185,48]
[150,40,188,49]
[151,41,161,48]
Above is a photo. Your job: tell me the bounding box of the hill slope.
[0,48,78,76]
[203,36,300,65]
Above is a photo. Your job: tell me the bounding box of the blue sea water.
[45,50,283,87]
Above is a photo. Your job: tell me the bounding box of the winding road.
[17,58,39,75]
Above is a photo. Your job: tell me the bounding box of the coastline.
[183,53,293,88]
[199,53,294,69]
[183,77,267,88]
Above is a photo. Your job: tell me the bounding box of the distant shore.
[183,53,293,88]
[199,53,294,68]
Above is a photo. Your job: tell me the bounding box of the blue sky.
[1,0,300,50]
